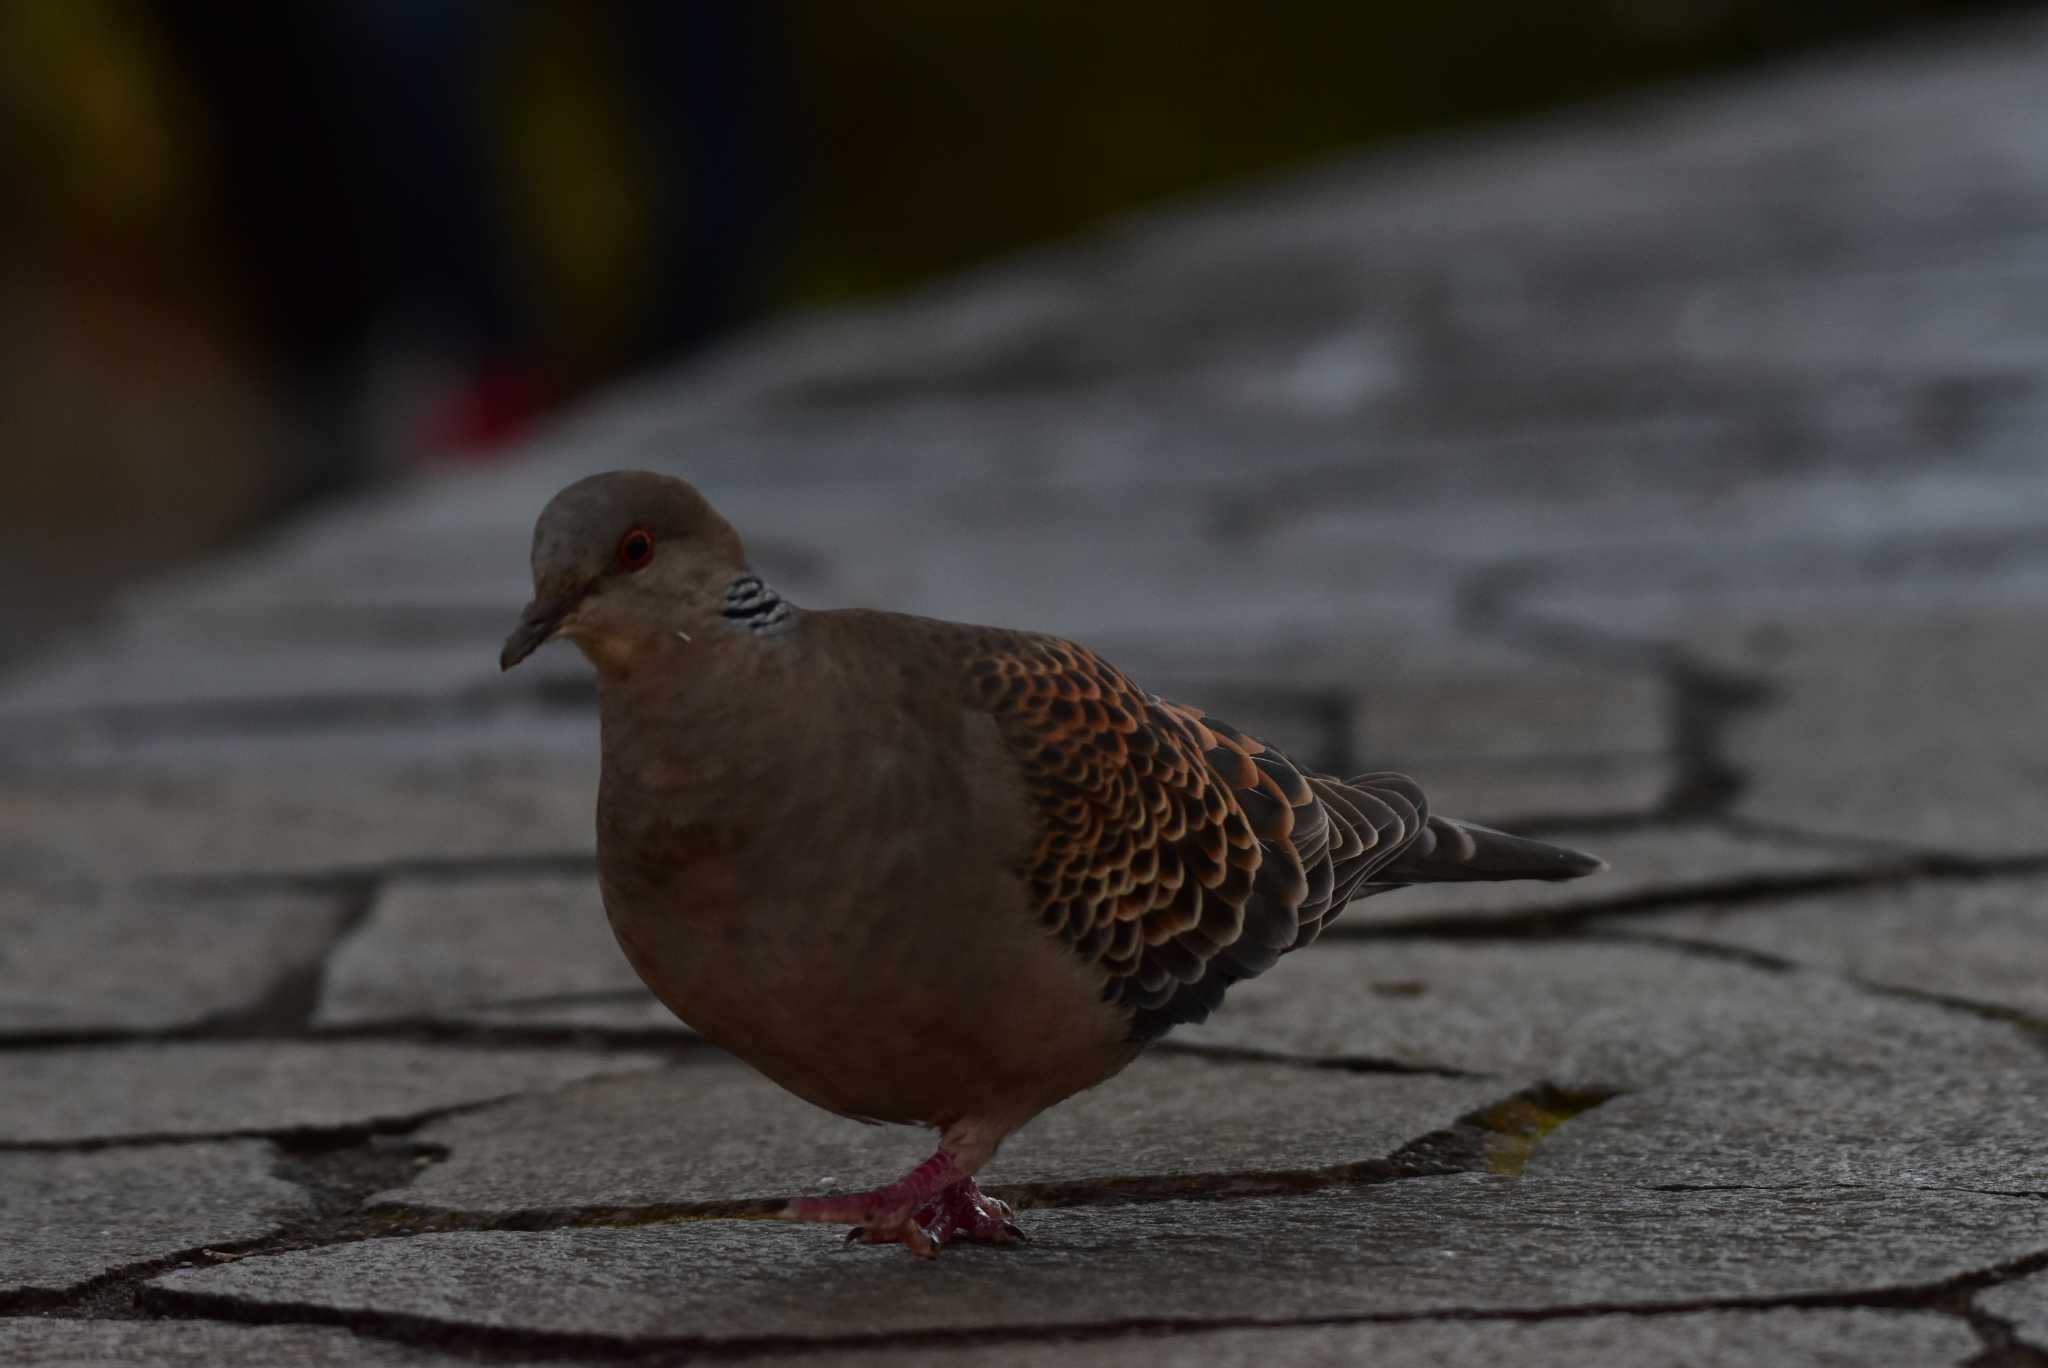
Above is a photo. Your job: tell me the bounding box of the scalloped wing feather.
[965,633,1432,1040]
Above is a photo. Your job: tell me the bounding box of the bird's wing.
[964,632,1429,1039]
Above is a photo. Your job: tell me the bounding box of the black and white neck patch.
[720,574,795,635]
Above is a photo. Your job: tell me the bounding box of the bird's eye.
[616,528,655,572]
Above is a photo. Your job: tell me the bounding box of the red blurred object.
[419,363,564,463]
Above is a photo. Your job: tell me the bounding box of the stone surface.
[1642,874,2048,1019]
[1517,599,2048,862]
[1371,753,1667,826]
[1136,636,1666,761]
[1981,1270,2048,1350]
[1353,656,1667,762]
[316,874,658,1029]
[0,1042,666,1144]
[0,885,350,1033]
[1528,1071,2048,1193]
[1338,823,1876,929]
[0,1320,471,1367]
[0,1143,304,1294]
[0,737,598,878]
[151,1179,2041,1341]
[0,630,500,721]
[1181,939,2043,1088]
[379,1052,1505,1212]
[762,1309,1979,1368]
[1727,614,2048,860]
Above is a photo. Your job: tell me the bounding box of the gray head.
[500,471,750,674]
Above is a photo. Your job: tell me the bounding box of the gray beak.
[500,599,571,671]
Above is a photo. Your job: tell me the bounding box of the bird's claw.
[789,1177,1024,1257]
[914,1180,1024,1247]
[838,1211,938,1258]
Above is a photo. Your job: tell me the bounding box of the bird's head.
[500,470,749,674]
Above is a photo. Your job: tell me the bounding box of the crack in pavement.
[0,1079,1579,1332]
[186,882,383,1039]
[123,1243,2048,1364]
[1148,1038,1486,1080]
[0,1097,495,1156]
[9,1093,2026,1351]
[1611,928,2048,1045]
[139,852,601,899]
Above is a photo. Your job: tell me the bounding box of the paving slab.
[1981,1269,2048,1350]
[0,741,598,878]
[1640,874,2048,1020]
[1352,654,1666,762]
[1515,590,2048,861]
[0,1042,666,1145]
[0,1319,474,1367]
[1180,938,2042,1088]
[1338,824,1881,929]
[316,874,657,1029]
[0,884,350,1033]
[149,1178,2041,1342]
[1125,634,1665,760]
[1727,613,2048,859]
[760,1308,1980,1368]
[1371,753,1667,826]
[0,1142,304,1295]
[378,1052,1506,1213]
[0,630,501,721]
[1528,1070,2048,1194]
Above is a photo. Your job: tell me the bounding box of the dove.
[501,470,1603,1256]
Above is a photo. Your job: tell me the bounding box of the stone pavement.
[5,13,2048,1367]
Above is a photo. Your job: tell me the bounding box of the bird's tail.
[1379,813,1605,884]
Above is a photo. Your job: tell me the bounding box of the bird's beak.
[500,595,576,671]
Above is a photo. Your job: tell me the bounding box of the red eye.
[616,528,655,571]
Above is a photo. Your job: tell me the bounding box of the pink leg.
[779,1150,966,1258]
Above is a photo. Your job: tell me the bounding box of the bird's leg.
[780,1123,1012,1257]
[779,1150,965,1257]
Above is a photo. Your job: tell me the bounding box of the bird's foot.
[913,1178,1024,1247]
[780,1154,1023,1257]
[781,1150,962,1258]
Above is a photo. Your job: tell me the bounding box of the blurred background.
[0,0,2011,667]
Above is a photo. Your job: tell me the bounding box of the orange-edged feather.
[964,632,1432,1040]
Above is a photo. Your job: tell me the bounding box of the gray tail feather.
[1382,814,1605,884]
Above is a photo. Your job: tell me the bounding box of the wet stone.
[1338,823,1874,929]
[378,1052,1507,1212]
[1527,1070,2048,1193]
[315,874,663,1030]
[1641,874,2048,1020]
[149,1179,2041,1342]
[0,885,350,1034]
[0,1042,666,1144]
[758,1308,1978,1368]
[1180,939,2042,1088]
[0,1142,304,1295]
[0,1320,476,1367]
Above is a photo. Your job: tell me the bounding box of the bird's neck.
[591,572,805,788]
[718,573,796,637]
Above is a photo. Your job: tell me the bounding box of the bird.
[500,470,1604,1257]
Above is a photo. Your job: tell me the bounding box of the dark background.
[0,0,2006,663]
